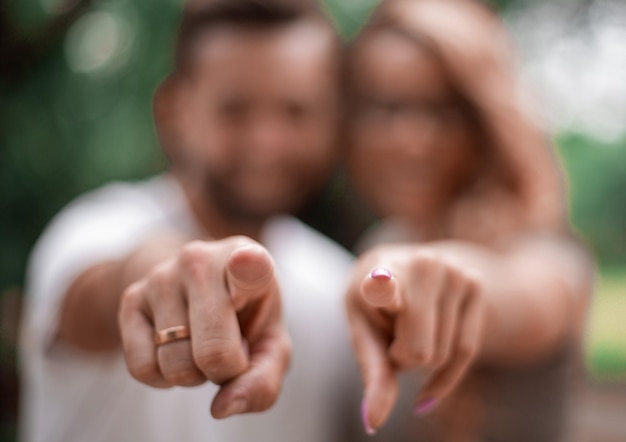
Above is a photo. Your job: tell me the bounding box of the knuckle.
[159,343,204,386]
[120,283,144,312]
[413,251,437,268]
[463,279,483,306]
[464,269,484,294]
[457,339,477,361]
[411,251,443,278]
[282,335,293,362]
[276,334,293,374]
[179,241,214,280]
[148,263,176,292]
[433,348,450,368]
[151,263,173,284]
[409,346,430,362]
[180,241,211,267]
[193,339,242,374]
[229,235,255,249]
[163,367,203,386]
[128,359,161,384]
[394,344,433,367]
[254,378,281,411]
[445,265,465,289]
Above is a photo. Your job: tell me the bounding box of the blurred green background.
[1,0,625,440]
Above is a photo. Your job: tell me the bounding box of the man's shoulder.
[41,175,182,236]
[64,175,173,213]
[27,175,181,284]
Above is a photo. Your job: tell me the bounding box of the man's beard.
[200,171,283,225]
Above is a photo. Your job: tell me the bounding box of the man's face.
[174,22,339,222]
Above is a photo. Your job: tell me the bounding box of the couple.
[19,0,591,441]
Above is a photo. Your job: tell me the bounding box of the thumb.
[210,324,291,419]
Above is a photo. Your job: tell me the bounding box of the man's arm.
[55,233,187,352]
[54,232,291,419]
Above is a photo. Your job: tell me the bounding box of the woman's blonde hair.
[350,0,567,243]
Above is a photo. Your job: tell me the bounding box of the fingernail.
[414,397,437,416]
[222,398,248,417]
[370,267,392,281]
[361,398,376,436]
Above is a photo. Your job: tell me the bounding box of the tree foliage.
[1,0,624,298]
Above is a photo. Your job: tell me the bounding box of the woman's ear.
[153,74,185,167]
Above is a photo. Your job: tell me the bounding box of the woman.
[343,0,591,440]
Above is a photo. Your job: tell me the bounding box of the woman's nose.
[389,115,438,158]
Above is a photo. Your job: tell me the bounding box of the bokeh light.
[64,7,135,75]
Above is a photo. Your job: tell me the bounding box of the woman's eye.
[359,102,394,120]
[372,105,393,118]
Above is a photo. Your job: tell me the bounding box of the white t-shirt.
[19,175,361,442]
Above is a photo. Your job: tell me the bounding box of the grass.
[584,268,626,380]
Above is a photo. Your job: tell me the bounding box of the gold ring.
[155,325,191,346]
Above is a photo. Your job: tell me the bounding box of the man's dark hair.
[175,0,330,72]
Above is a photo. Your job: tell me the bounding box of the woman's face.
[347,29,478,222]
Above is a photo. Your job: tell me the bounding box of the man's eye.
[218,101,247,119]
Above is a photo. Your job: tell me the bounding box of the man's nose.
[245,114,292,157]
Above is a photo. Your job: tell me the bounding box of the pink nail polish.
[361,399,376,435]
[370,267,392,281]
[414,397,437,416]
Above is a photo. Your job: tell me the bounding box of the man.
[19,1,360,441]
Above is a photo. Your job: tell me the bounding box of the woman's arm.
[347,234,592,434]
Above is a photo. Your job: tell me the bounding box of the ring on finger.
[155,325,191,346]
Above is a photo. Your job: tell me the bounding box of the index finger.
[178,242,248,384]
[352,312,398,435]
[346,271,398,434]
[361,267,402,311]
[226,243,280,344]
